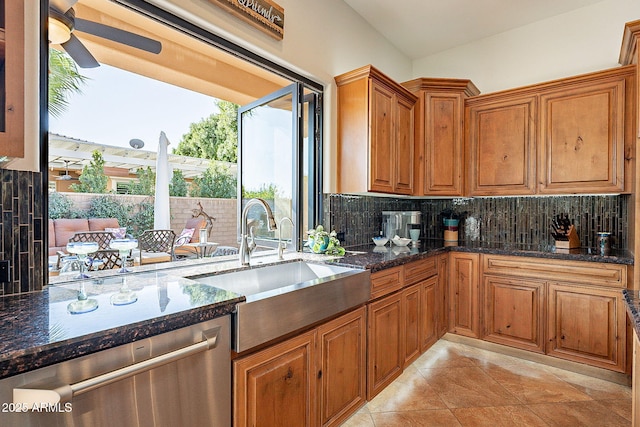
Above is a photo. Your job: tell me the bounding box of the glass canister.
[596,232,611,255]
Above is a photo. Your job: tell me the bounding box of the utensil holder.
[554,225,580,249]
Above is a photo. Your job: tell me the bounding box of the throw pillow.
[105,227,127,239]
[175,228,195,246]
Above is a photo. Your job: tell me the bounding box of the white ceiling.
[344,0,606,59]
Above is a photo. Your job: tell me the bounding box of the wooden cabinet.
[234,307,366,427]
[402,283,421,367]
[0,0,25,157]
[483,275,545,353]
[538,76,626,194]
[449,252,480,338]
[335,65,417,195]
[547,282,626,372]
[367,291,403,399]
[234,331,317,427]
[317,307,366,427]
[481,254,628,372]
[403,78,479,196]
[465,66,634,196]
[370,265,403,300]
[420,275,438,352]
[633,329,640,425]
[437,253,449,339]
[466,95,537,196]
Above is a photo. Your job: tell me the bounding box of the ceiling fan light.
[48,17,71,44]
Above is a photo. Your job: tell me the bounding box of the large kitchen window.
[47,0,323,256]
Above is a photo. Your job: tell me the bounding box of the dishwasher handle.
[14,326,221,406]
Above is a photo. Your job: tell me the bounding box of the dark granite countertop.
[623,289,640,336]
[332,239,633,273]
[0,271,243,380]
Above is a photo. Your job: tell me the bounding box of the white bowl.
[392,237,411,246]
[372,237,389,247]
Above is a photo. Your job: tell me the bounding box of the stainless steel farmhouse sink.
[191,261,370,352]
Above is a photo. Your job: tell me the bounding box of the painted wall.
[412,0,640,94]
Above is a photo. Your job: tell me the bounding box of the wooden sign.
[208,0,284,40]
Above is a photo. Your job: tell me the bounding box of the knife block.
[554,225,581,249]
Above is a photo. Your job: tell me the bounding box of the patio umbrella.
[154,131,171,230]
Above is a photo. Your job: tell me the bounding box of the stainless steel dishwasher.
[1,315,231,427]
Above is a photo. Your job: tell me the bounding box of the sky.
[49,64,219,153]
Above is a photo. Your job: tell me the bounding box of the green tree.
[128,167,156,195]
[174,100,239,163]
[88,195,133,230]
[243,183,278,200]
[189,164,237,199]
[48,48,88,118]
[170,169,189,197]
[70,150,108,193]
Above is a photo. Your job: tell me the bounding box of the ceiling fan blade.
[49,0,78,14]
[74,18,162,54]
[62,33,100,68]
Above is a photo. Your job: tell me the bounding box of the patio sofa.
[48,218,121,257]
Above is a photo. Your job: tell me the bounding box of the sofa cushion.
[89,218,120,231]
[54,218,90,247]
[184,217,207,243]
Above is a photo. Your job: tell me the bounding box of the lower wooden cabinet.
[449,252,480,338]
[317,308,367,427]
[402,283,422,367]
[234,331,317,427]
[367,291,403,399]
[546,282,626,372]
[234,307,367,427]
[437,253,449,339]
[632,330,640,425]
[421,275,438,352]
[483,275,545,353]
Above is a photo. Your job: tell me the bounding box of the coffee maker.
[382,211,422,240]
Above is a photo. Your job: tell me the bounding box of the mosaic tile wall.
[324,194,629,251]
[0,170,45,296]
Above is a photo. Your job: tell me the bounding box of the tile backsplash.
[324,194,628,251]
[0,170,44,296]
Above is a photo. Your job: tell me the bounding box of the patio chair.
[138,229,176,265]
[66,231,122,270]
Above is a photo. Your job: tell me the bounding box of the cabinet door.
[467,96,536,196]
[402,283,421,367]
[449,252,480,338]
[367,292,403,399]
[547,282,626,372]
[437,253,449,338]
[0,0,25,157]
[539,78,625,194]
[394,94,414,194]
[483,276,545,353]
[369,81,395,193]
[423,92,464,195]
[421,275,438,352]
[234,331,317,427]
[317,307,366,427]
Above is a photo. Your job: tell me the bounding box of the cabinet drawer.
[404,257,437,285]
[370,267,403,300]
[482,255,626,288]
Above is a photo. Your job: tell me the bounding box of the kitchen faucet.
[277,217,294,260]
[239,198,277,266]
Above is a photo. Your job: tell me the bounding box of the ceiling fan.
[56,160,78,181]
[48,0,162,68]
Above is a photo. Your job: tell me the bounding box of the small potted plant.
[306,225,346,256]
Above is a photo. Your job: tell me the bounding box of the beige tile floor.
[342,339,632,427]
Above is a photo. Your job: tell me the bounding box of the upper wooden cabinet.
[465,65,635,196]
[335,65,417,195]
[538,76,626,194]
[403,78,479,196]
[0,0,25,158]
[466,95,537,196]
